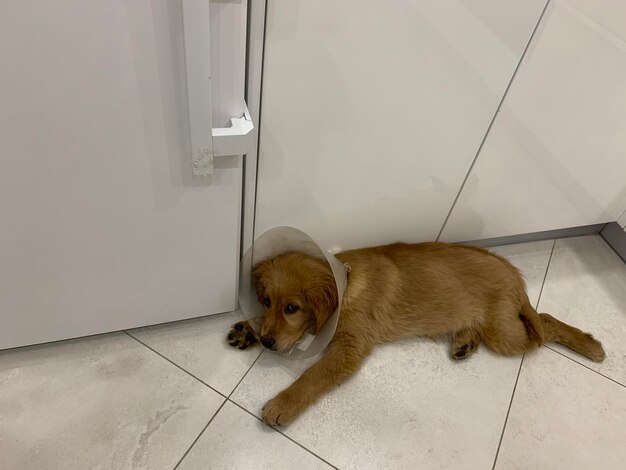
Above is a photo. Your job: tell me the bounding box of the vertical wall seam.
[435,0,553,242]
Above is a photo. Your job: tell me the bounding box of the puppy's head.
[252,252,338,353]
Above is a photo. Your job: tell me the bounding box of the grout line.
[435,0,553,242]
[123,331,227,399]
[165,345,264,469]
[491,355,525,470]
[228,400,340,470]
[224,344,339,468]
[544,345,626,390]
[228,349,265,398]
[172,399,228,470]
[491,236,556,469]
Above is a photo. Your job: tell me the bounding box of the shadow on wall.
[257,174,485,251]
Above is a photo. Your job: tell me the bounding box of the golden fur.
[227,242,606,426]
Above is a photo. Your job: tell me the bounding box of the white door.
[0,1,247,349]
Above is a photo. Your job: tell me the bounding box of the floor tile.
[233,341,520,470]
[0,333,223,470]
[537,236,626,384]
[495,348,626,470]
[230,240,554,469]
[129,311,261,395]
[178,401,332,470]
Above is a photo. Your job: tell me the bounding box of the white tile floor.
[1,236,625,470]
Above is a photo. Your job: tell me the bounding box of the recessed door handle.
[181,0,254,176]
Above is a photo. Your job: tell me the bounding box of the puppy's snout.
[260,336,276,349]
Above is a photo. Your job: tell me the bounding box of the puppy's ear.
[251,261,269,302]
[303,267,338,333]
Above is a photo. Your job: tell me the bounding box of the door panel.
[0,1,243,349]
[254,0,547,250]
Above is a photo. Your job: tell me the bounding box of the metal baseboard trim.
[600,222,626,263]
[461,223,607,248]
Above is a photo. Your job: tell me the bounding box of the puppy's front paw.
[262,392,301,426]
[226,321,258,350]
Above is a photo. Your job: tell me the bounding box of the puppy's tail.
[539,312,606,362]
[519,298,605,362]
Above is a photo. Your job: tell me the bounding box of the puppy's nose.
[260,336,276,349]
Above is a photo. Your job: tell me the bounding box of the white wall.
[440,0,626,241]
[254,0,547,250]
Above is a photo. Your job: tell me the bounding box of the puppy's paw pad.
[227,321,258,350]
[452,340,476,360]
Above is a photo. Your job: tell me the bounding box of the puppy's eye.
[262,298,271,308]
[285,304,300,314]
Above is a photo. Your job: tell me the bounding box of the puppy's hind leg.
[450,328,481,360]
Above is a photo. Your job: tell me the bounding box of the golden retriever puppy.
[227,242,605,426]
